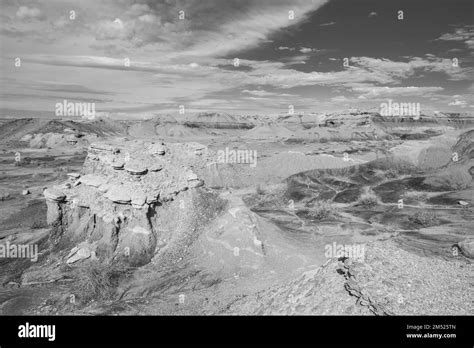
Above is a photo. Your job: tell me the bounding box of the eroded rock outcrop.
[224,240,473,315]
[44,139,226,266]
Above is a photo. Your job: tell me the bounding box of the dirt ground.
[0,115,472,315]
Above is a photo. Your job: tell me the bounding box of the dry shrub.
[308,200,336,220]
[358,190,378,207]
[384,168,399,179]
[409,210,439,227]
[74,261,126,304]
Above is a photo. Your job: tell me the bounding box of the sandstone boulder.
[112,160,125,170]
[149,163,164,172]
[67,173,81,179]
[104,185,132,204]
[458,239,474,258]
[147,143,166,155]
[124,162,148,175]
[131,190,147,208]
[66,134,78,144]
[44,188,66,202]
[187,172,198,181]
[80,174,106,188]
[66,242,97,264]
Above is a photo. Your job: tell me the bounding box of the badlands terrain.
[0,111,473,315]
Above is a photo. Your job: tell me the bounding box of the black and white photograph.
[0,0,473,345]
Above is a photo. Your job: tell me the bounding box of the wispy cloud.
[319,21,336,26]
[437,25,474,51]
[1,0,473,115]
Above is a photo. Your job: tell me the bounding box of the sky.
[0,0,473,118]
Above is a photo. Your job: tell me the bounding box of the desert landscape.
[0,0,473,320]
[0,111,472,315]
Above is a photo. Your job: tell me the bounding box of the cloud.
[23,53,472,95]
[350,56,473,82]
[437,25,474,50]
[319,21,336,26]
[448,97,467,107]
[331,95,349,102]
[299,47,315,53]
[1,1,473,115]
[95,18,129,40]
[282,54,309,65]
[16,6,43,20]
[351,86,444,98]
[84,0,329,58]
[242,89,294,97]
[178,0,329,57]
[138,14,159,24]
[129,3,151,15]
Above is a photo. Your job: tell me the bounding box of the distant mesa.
[243,122,294,140]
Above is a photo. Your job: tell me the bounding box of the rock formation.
[43,139,225,266]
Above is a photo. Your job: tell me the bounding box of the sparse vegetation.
[307,200,336,220]
[244,185,287,209]
[73,261,127,304]
[409,210,439,227]
[384,168,399,179]
[13,157,32,167]
[357,190,378,207]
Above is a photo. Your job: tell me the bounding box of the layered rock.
[44,139,225,266]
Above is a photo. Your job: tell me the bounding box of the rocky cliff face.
[43,139,226,266]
